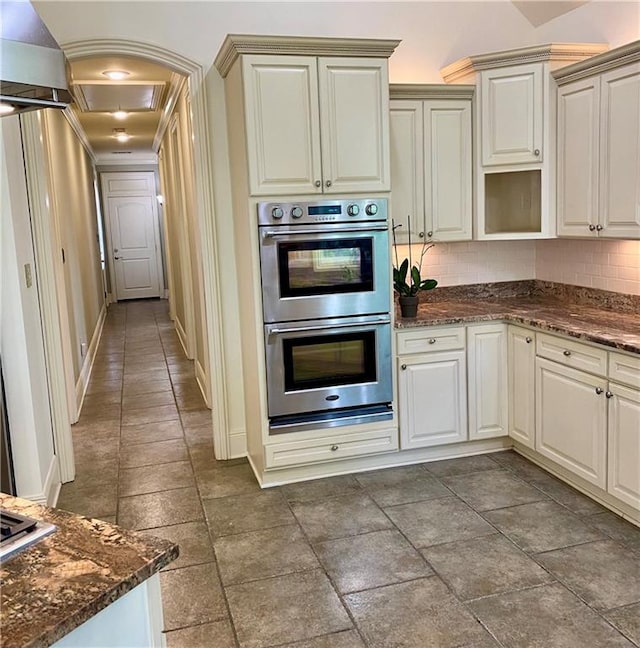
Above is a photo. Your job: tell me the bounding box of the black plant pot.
[399,295,419,318]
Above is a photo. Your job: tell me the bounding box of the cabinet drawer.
[265,428,398,469]
[536,332,607,377]
[397,327,465,355]
[609,351,640,389]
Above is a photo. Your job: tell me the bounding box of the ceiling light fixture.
[112,109,128,120]
[102,70,130,81]
[0,103,16,115]
[113,128,131,143]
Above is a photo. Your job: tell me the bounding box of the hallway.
[58,301,640,648]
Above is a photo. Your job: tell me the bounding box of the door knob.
[114,255,122,260]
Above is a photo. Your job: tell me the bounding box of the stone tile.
[483,500,604,553]
[344,577,499,648]
[68,458,118,489]
[470,582,635,648]
[183,424,214,448]
[124,378,173,397]
[122,390,176,412]
[384,496,495,548]
[121,404,180,427]
[118,487,203,530]
[280,631,364,648]
[124,360,168,376]
[160,563,227,631]
[291,493,392,543]
[605,603,640,645]
[120,420,184,446]
[442,469,548,511]
[425,454,500,477]
[528,474,607,516]
[586,512,640,553]
[281,475,363,503]
[189,443,248,473]
[77,403,122,422]
[119,438,189,469]
[215,525,319,585]
[367,475,451,508]
[422,534,554,600]
[143,521,215,571]
[181,410,212,427]
[226,569,352,648]
[165,620,236,648]
[73,419,121,437]
[82,392,122,407]
[490,450,554,481]
[175,393,208,412]
[119,461,195,496]
[204,491,296,537]
[536,540,640,610]
[353,464,428,489]
[86,379,122,395]
[57,482,118,519]
[316,529,432,594]
[197,464,260,499]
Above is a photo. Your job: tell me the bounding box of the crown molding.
[390,83,474,101]
[553,40,640,85]
[63,107,96,163]
[153,72,186,152]
[214,34,401,77]
[440,42,608,83]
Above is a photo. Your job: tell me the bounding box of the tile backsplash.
[395,238,640,295]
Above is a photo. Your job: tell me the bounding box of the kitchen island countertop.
[0,493,178,648]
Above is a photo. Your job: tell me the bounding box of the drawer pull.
[563,350,571,357]
[525,337,532,344]
[330,445,339,451]
[606,391,613,399]
[595,387,604,395]
[428,338,436,344]
[401,364,407,370]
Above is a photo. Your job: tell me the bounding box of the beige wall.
[42,109,105,381]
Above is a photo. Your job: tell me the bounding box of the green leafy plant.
[392,216,438,297]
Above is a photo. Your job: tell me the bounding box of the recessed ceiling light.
[112,110,128,120]
[113,128,131,143]
[0,103,16,115]
[102,70,130,80]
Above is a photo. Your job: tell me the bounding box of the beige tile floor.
[58,300,640,648]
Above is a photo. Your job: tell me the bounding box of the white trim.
[62,38,232,459]
[152,72,186,152]
[229,430,248,459]
[174,315,189,358]
[195,359,210,409]
[63,108,96,162]
[26,455,61,506]
[20,112,77,480]
[75,303,107,414]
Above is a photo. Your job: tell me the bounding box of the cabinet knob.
[428,338,436,344]
[401,364,407,370]
[605,391,613,399]
[588,224,596,231]
[534,149,540,156]
[525,337,532,343]
[325,180,332,188]
[419,231,425,238]
[330,445,339,451]
[427,231,433,238]
[315,180,321,188]
[595,387,604,395]
[563,350,571,357]
[596,224,603,231]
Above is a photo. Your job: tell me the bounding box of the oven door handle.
[262,226,388,238]
[267,318,390,336]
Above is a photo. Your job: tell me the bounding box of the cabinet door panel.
[608,383,640,509]
[557,78,600,237]
[535,358,607,488]
[468,324,508,440]
[424,100,472,241]
[600,62,640,239]
[399,351,467,449]
[390,101,425,241]
[243,56,322,195]
[319,58,390,193]
[507,326,535,449]
[481,64,543,166]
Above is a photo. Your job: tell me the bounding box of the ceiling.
[67,55,185,158]
[511,1,591,27]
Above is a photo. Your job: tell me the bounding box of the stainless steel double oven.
[258,198,393,434]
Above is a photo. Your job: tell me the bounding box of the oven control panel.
[258,198,387,226]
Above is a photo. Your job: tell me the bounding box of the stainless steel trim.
[263,225,388,238]
[269,404,393,434]
[267,316,389,336]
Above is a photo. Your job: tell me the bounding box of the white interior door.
[107,195,162,300]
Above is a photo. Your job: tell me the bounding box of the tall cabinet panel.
[507,326,535,449]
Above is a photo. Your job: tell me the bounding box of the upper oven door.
[258,224,390,322]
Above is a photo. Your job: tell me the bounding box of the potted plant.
[392,216,438,318]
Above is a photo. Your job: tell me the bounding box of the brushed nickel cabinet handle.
[563,350,571,357]
[401,364,407,370]
[330,445,339,451]
[606,391,613,399]
[314,180,321,188]
[428,338,436,344]
[525,337,532,343]
[595,387,604,395]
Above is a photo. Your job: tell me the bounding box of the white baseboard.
[195,358,210,408]
[75,304,107,414]
[229,429,247,458]
[106,292,114,305]
[26,455,61,506]
[174,316,190,359]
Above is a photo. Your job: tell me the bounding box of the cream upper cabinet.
[481,64,543,166]
[242,55,390,196]
[555,43,640,239]
[390,86,473,243]
[507,325,535,449]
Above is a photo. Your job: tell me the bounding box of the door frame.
[63,39,232,459]
[100,171,165,302]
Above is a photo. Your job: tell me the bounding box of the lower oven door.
[264,315,392,427]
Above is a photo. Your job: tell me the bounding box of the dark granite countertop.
[0,493,178,648]
[395,282,640,355]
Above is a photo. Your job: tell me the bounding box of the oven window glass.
[283,331,377,391]
[278,238,373,297]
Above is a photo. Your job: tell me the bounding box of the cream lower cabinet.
[468,323,508,440]
[507,326,535,449]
